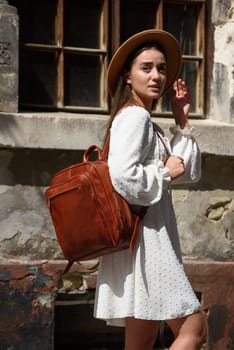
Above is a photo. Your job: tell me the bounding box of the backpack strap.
[153,123,171,159]
[102,132,110,160]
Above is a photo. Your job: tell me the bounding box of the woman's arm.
[108,107,171,206]
[167,79,201,184]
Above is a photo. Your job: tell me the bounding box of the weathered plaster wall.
[0,148,233,262]
[0,2,18,112]
[210,0,234,123]
[0,148,84,261]
[173,155,234,261]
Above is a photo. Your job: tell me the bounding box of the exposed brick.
[0,260,233,350]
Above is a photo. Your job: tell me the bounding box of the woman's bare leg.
[124,317,160,350]
[167,311,207,350]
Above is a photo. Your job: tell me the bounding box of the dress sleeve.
[170,125,201,184]
[108,106,171,206]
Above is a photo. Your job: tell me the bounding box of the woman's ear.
[124,71,131,85]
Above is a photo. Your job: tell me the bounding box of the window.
[10,0,206,116]
[115,0,206,116]
[10,0,108,113]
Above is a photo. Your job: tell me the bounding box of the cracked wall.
[0,149,233,262]
[172,154,234,261]
[0,147,83,261]
[211,0,234,123]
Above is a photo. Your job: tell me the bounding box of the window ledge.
[0,112,233,157]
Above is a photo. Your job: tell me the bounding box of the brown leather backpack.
[45,143,146,273]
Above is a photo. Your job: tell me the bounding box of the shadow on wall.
[173,154,234,191]
[0,148,84,186]
[0,150,233,190]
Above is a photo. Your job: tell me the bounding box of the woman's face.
[126,47,167,109]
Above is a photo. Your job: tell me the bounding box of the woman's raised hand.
[171,79,190,130]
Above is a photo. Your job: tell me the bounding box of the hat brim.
[107,29,182,97]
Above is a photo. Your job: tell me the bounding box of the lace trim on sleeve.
[170,125,200,138]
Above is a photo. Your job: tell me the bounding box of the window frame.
[10,0,207,117]
[14,0,109,113]
[110,0,207,118]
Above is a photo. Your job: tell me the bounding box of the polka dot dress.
[94,106,201,327]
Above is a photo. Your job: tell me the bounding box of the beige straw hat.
[107,29,182,97]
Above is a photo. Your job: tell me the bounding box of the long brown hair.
[104,42,166,143]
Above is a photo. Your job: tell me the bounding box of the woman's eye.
[158,65,166,74]
[142,65,151,72]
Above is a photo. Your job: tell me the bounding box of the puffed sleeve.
[108,106,171,206]
[170,125,201,184]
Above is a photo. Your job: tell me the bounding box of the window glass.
[164,3,198,55]
[20,51,56,106]
[120,0,159,42]
[64,54,101,107]
[17,0,56,44]
[64,0,103,48]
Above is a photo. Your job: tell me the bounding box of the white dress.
[94,106,201,327]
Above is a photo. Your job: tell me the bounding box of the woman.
[94,29,207,350]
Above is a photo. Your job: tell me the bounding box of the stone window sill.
[0,112,233,157]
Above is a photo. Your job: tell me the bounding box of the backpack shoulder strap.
[102,132,110,160]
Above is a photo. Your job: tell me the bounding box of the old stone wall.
[0,147,84,261]
[210,0,234,123]
[0,149,233,263]
[0,1,18,112]
[173,154,234,261]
